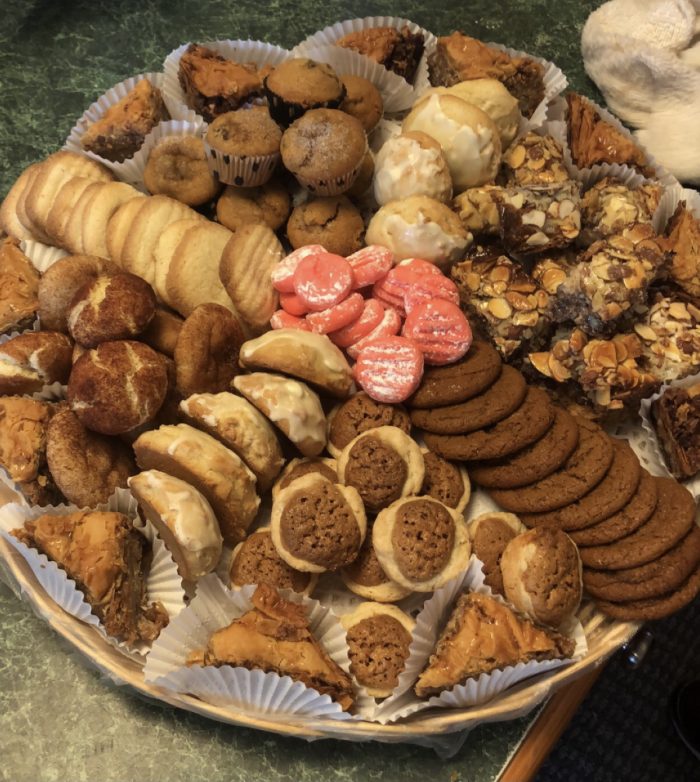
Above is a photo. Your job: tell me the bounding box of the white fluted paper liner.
[203,139,279,188]
[63,73,173,173]
[144,575,375,719]
[637,371,700,501]
[368,118,401,154]
[162,40,291,122]
[651,181,700,235]
[294,16,436,98]
[0,328,65,402]
[19,239,68,273]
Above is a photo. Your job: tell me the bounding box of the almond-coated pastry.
[0,237,40,335]
[0,331,73,395]
[133,423,260,545]
[239,329,354,399]
[67,340,168,435]
[67,272,157,347]
[46,407,135,508]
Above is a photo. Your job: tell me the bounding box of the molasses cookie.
[488,418,615,513]
[337,426,425,513]
[468,511,526,595]
[229,526,317,596]
[270,473,366,572]
[373,496,470,591]
[286,196,364,256]
[410,365,527,434]
[271,456,338,499]
[216,179,291,234]
[421,450,471,513]
[341,603,415,698]
[327,392,411,458]
[143,135,220,206]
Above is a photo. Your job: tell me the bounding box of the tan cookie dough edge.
[421,446,472,514]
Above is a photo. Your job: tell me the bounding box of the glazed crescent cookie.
[373,496,471,592]
[270,472,367,573]
[238,329,354,399]
[271,456,338,500]
[337,425,425,514]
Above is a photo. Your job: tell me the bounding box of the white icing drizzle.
[373,136,453,206]
[240,329,349,377]
[374,212,469,265]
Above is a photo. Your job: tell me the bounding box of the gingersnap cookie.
[271,457,338,499]
[578,477,697,571]
[487,418,615,514]
[595,564,700,621]
[407,340,502,409]
[583,525,700,603]
[230,526,317,596]
[340,603,415,698]
[143,135,220,206]
[270,473,366,573]
[520,439,642,532]
[410,365,526,434]
[468,511,526,595]
[470,408,580,489]
[421,450,471,513]
[569,469,658,547]
[327,392,411,459]
[373,496,471,591]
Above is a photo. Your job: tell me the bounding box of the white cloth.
[582,0,700,183]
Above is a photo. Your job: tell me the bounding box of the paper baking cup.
[294,16,437,99]
[63,73,171,174]
[203,139,280,187]
[293,137,369,197]
[0,328,65,402]
[651,182,700,235]
[19,239,68,273]
[144,575,371,720]
[0,488,185,656]
[162,40,291,122]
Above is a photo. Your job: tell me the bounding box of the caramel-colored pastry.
[499,132,570,187]
[0,331,73,395]
[651,383,700,480]
[414,592,575,697]
[336,25,425,82]
[187,583,354,710]
[0,237,40,335]
[661,202,700,299]
[580,177,662,245]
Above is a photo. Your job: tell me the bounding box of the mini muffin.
[327,392,411,458]
[264,58,346,126]
[67,272,157,347]
[340,519,412,602]
[143,135,220,206]
[341,602,415,698]
[468,511,526,595]
[216,179,291,233]
[133,422,260,545]
[287,195,364,255]
[345,150,375,199]
[233,372,327,457]
[280,109,367,195]
[0,331,73,395]
[229,526,317,596]
[239,329,353,399]
[421,449,471,513]
[500,527,582,628]
[270,472,366,572]
[67,340,168,435]
[128,469,223,581]
[205,106,282,187]
[339,75,383,133]
[337,426,424,513]
[373,496,471,591]
[46,407,135,508]
[180,391,284,491]
[271,456,338,499]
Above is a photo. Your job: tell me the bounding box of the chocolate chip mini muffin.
[327,392,411,458]
[143,135,220,206]
[373,496,471,591]
[270,472,366,573]
[264,58,346,126]
[286,196,364,256]
[468,511,526,595]
[0,331,73,395]
[229,526,317,596]
[271,456,338,500]
[501,527,583,628]
[340,602,415,698]
[216,179,291,234]
[337,426,424,514]
[421,450,471,513]
[339,75,383,133]
[280,109,367,195]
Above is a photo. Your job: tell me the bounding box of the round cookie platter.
[0,15,697,747]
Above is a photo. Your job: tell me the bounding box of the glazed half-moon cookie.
[238,329,354,399]
[233,372,327,457]
[326,392,411,458]
[128,469,223,581]
[271,456,338,500]
[341,602,416,698]
[270,473,367,573]
[229,526,318,596]
[180,392,284,492]
[468,511,526,595]
[373,496,470,591]
[133,423,260,545]
[421,449,471,513]
[337,426,425,513]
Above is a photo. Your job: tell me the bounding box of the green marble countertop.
[0,2,603,780]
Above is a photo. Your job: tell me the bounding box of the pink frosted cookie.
[404,273,460,315]
[306,292,364,334]
[354,336,424,403]
[347,245,394,288]
[329,298,384,348]
[271,244,327,293]
[294,252,355,311]
[270,310,311,330]
[402,300,472,365]
[279,290,310,316]
[372,260,443,316]
[347,306,402,359]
